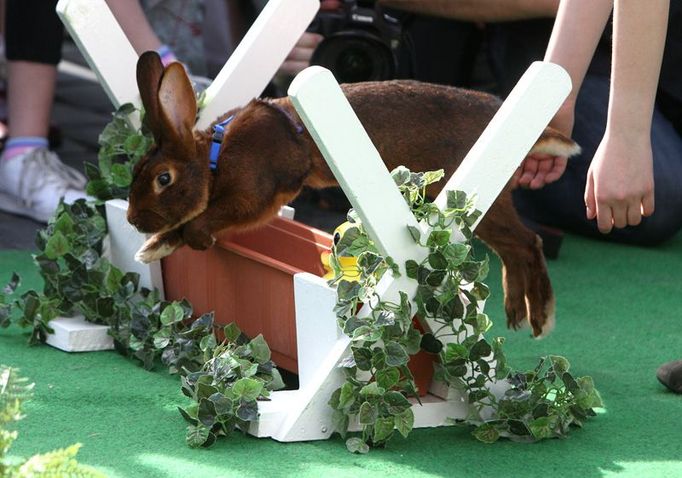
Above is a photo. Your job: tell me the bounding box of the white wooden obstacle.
[245,62,571,442]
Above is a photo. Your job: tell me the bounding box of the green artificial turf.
[1,234,681,478]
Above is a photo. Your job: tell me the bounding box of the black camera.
[308,0,404,83]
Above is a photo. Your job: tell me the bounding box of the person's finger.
[279,60,311,77]
[287,46,316,62]
[510,167,522,189]
[611,202,628,229]
[596,202,614,234]
[529,158,554,189]
[320,0,342,11]
[627,203,642,227]
[544,156,568,183]
[641,192,655,217]
[585,171,597,220]
[518,159,538,188]
[296,32,323,48]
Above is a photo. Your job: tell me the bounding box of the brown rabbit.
[128,51,580,337]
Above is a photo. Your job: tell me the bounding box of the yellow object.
[321,222,361,282]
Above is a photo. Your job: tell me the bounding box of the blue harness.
[209,115,235,172]
[208,105,304,172]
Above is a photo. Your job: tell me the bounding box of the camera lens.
[312,32,395,83]
[335,47,373,83]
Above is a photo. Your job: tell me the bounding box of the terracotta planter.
[162,216,436,395]
[162,217,331,373]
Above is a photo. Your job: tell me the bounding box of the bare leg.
[6,61,56,138]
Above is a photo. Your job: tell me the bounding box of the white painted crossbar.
[57,0,141,125]
[57,0,318,131]
[196,0,319,129]
[434,62,572,225]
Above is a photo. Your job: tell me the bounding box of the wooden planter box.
[161,216,435,393]
[162,217,332,373]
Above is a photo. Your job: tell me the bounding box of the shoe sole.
[0,190,50,223]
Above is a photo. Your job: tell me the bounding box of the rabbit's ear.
[157,62,197,146]
[136,51,165,137]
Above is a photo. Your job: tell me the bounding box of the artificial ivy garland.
[326,167,603,452]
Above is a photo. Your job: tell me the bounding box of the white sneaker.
[0,148,88,223]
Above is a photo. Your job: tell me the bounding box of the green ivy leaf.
[391,166,411,186]
[110,163,133,188]
[405,260,419,279]
[550,355,570,375]
[394,408,414,438]
[469,339,493,360]
[236,400,259,421]
[376,367,400,390]
[407,225,421,243]
[339,382,356,410]
[472,423,500,444]
[373,417,395,443]
[352,346,373,371]
[428,251,448,270]
[442,243,469,266]
[160,302,184,325]
[44,230,71,259]
[186,424,210,448]
[360,382,385,397]
[153,328,172,349]
[420,333,443,354]
[231,378,264,401]
[358,401,378,425]
[444,343,468,362]
[249,334,271,364]
[346,437,369,454]
[224,322,242,343]
[332,409,349,438]
[384,391,411,414]
[385,341,409,367]
[427,230,451,247]
[198,398,217,427]
[529,416,556,439]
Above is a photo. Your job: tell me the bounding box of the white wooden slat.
[56,0,141,126]
[433,61,572,223]
[195,0,319,129]
[105,200,165,297]
[288,66,424,274]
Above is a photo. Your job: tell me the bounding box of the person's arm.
[377,0,558,22]
[585,0,669,233]
[105,0,162,54]
[514,0,613,190]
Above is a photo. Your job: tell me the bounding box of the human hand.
[512,101,575,189]
[277,1,341,77]
[584,132,655,234]
[278,32,324,77]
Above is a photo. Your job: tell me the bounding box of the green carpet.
[1,234,681,478]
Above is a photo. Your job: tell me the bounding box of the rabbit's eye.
[157,172,172,187]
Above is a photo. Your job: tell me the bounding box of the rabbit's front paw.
[183,224,216,250]
[135,231,181,263]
